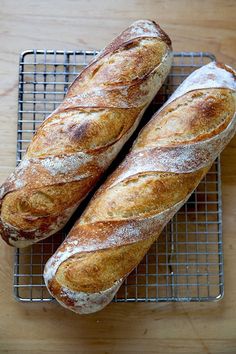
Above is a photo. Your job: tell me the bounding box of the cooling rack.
[13,50,224,303]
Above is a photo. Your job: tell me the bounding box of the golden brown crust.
[44,62,236,310]
[0,20,172,247]
[136,88,235,148]
[27,108,140,157]
[52,168,208,293]
[81,169,207,222]
[53,237,155,293]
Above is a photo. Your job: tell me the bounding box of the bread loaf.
[0,20,172,247]
[44,62,236,314]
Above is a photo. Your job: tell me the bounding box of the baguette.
[0,20,172,247]
[44,61,236,314]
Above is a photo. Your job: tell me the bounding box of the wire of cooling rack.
[13,50,224,303]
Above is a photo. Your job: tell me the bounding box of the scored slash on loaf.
[44,61,236,314]
[0,20,172,247]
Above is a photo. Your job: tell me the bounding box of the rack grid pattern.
[14,50,224,303]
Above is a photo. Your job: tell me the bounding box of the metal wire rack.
[13,50,224,303]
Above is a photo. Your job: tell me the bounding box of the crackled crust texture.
[44,61,236,314]
[0,20,172,247]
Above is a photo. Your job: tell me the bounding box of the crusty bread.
[44,62,236,314]
[0,20,172,247]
